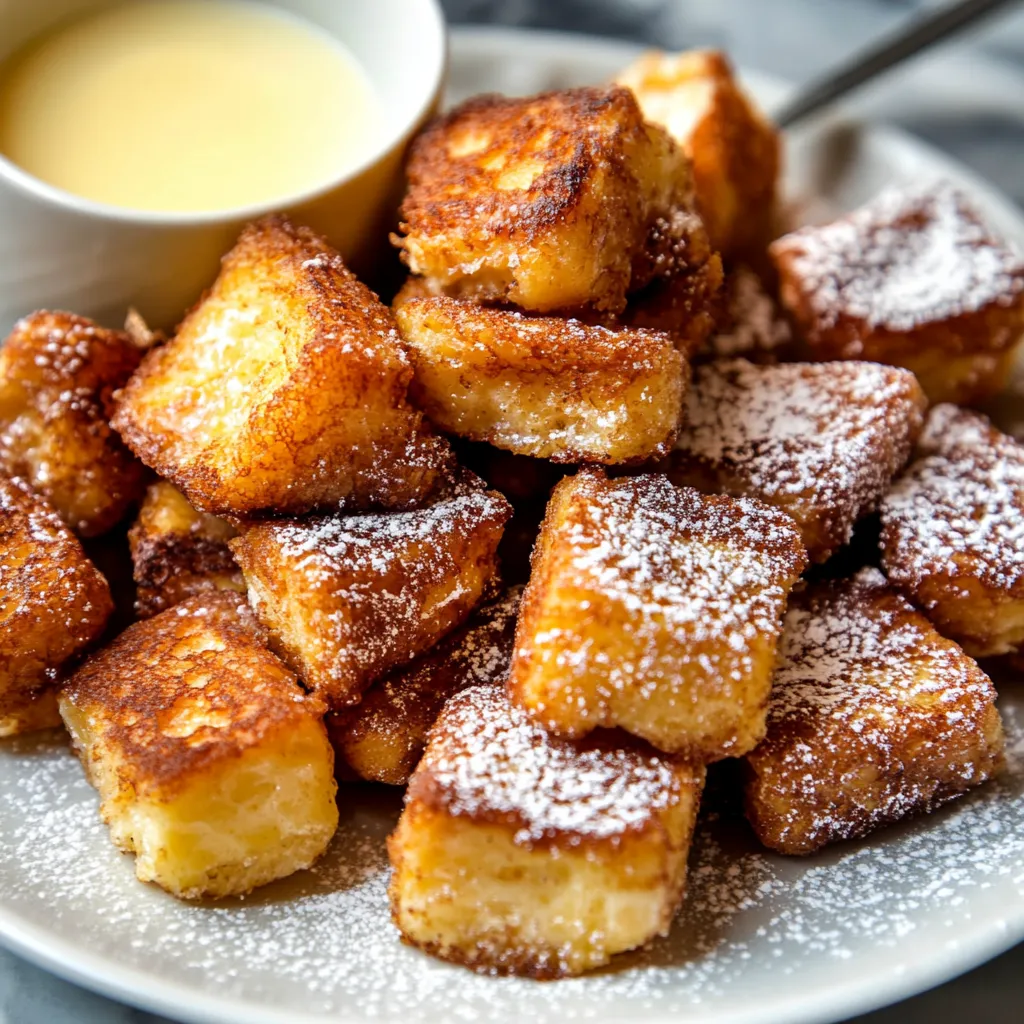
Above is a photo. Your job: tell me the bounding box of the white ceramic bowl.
[0,0,447,333]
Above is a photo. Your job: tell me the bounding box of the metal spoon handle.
[774,0,1021,128]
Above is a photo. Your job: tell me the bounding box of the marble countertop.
[3,2,1023,1021]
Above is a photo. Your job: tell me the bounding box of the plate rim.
[2,23,1023,1024]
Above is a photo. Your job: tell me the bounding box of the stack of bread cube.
[1,48,1022,980]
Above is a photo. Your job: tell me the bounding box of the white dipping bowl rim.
[0,0,448,225]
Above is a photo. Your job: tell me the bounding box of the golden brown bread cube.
[0,477,113,735]
[112,216,451,517]
[0,311,147,536]
[230,474,512,709]
[667,359,927,562]
[128,481,244,618]
[617,49,780,258]
[328,586,521,785]
[394,86,692,314]
[394,297,687,464]
[770,182,1024,404]
[388,684,705,978]
[59,592,338,898]
[880,404,1024,658]
[744,568,1005,855]
[508,468,807,758]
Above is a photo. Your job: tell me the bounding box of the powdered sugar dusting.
[273,491,502,582]
[709,267,792,360]
[770,570,986,717]
[411,685,683,844]
[514,472,805,746]
[770,181,1024,332]
[1,699,1022,1022]
[673,359,925,558]
[881,404,1024,592]
[747,568,1003,853]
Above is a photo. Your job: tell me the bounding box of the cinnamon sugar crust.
[509,468,806,758]
[881,404,1024,657]
[0,477,112,735]
[395,296,687,464]
[745,568,1005,855]
[668,359,926,562]
[113,216,451,517]
[59,592,320,798]
[771,182,1024,404]
[395,86,692,314]
[0,311,147,536]
[231,473,511,709]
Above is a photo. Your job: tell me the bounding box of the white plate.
[2,26,1023,1024]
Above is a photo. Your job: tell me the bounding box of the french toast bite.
[770,182,1024,404]
[129,481,244,618]
[0,311,147,536]
[617,49,780,258]
[395,86,692,314]
[744,569,1005,855]
[388,685,705,978]
[394,297,687,463]
[880,404,1024,658]
[1,478,112,736]
[59,592,338,899]
[509,469,807,758]
[668,360,927,562]
[230,472,511,709]
[112,216,450,517]
[328,586,521,785]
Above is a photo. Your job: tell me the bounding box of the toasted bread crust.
[231,474,512,708]
[771,183,1024,404]
[130,533,242,618]
[0,478,113,735]
[881,405,1024,657]
[396,86,690,313]
[113,217,450,516]
[0,311,147,536]
[396,296,687,463]
[129,481,243,618]
[509,468,806,757]
[668,359,926,562]
[744,569,1005,854]
[389,685,704,977]
[617,49,780,257]
[60,592,322,799]
[328,587,522,784]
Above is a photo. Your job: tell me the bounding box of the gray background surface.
[3,1,1023,1021]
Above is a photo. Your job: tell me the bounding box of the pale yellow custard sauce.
[0,1,381,213]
